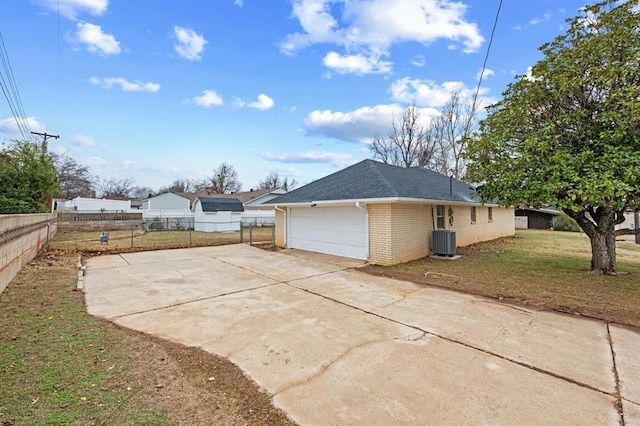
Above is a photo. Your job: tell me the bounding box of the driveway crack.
[286,281,618,400]
[274,338,390,396]
[109,282,279,320]
[607,322,625,425]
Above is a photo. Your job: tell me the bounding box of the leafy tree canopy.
[0,140,59,214]
[466,0,640,274]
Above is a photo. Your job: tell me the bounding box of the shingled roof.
[267,159,481,205]
[196,197,244,212]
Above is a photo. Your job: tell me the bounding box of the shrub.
[553,213,581,232]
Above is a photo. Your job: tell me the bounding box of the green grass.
[0,254,171,425]
[365,230,640,326]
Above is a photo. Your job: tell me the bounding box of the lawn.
[0,249,294,425]
[363,230,640,327]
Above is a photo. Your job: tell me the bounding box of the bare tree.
[210,162,241,194]
[52,154,96,199]
[257,171,298,191]
[131,186,154,200]
[98,177,136,198]
[370,104,439,168]
[431,85,479,179]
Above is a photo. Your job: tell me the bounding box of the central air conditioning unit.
[432,230,456,256]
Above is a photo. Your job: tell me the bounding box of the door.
[288,206,368,260]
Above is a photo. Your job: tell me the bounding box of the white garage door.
[289,206,368,260]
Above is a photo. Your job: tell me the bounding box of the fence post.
[189,228,192,245]
[46,223,51,248]
[271,223,275,246]
[130,223,134,248]
[249,223,253,246]
[240,222,244,243]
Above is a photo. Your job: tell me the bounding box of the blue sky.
[0,0,588,192]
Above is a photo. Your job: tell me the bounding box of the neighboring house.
[265,159,515,265]
[515,207,561,230]
[53,197,131,213]
[195,188,287,226]
[193,197,244,232]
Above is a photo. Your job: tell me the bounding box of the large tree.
[209,162,241,194]
[98,177,137,199]
[53,154,96,199]
[0,140,59,213]
[370,104,438,168]
[466,0,640,275]
[431,85,478,179]
[158,178,209,195]
[257,171,298,191]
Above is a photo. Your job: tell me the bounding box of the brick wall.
[57,212,143,231]
[274,209,285,247]
[0,214,57,294]
[369,203,433,265]
[450,205,515,246]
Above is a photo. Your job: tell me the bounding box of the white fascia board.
[266,197,502,207]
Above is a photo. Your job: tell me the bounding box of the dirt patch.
[0,249,295,425]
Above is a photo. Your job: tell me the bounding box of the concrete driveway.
[84,244,640,425]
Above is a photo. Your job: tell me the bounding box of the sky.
[0,0,590,192]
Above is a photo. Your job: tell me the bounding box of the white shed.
[142,193,191,212]
[193,197,244,232]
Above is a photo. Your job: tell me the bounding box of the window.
[488,207,493,222]
[471,206,477,224]
[436,205,445,229]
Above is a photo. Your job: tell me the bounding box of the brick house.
[265,159,515,265]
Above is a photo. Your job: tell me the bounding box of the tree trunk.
[588,231,617,275]
[565,206,618,275]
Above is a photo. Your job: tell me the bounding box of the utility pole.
[31,131,59,153]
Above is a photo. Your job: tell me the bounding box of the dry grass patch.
[363,230,640,327]
[0,250,295,425]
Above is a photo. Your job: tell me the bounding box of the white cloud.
[236,94,275,110]
[476,68,495,81]
[530,11,553,25]
[323,51,392,75]
[280,0,484,75]
[389,78,469,107]
[389,77,495,111]
[173,26,207,61]
[304,104,439,143]
[38,0,108,20]
[68,22,121,55]
[86,156,107,166]
[248,94,274,110]
[411,55,425,67]
[0,116,46,134]
[90,77,161,92]
[71,133,98,146]
[261,151,353,167]
[234,0,243,5]
[192,90,224,107]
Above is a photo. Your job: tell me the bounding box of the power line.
[472,0,503,112]
[0,32,32,140]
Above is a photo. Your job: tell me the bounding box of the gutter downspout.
[274,205,286,247]
[355,202,369,259]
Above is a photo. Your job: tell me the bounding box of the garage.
[288,206,368,260]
